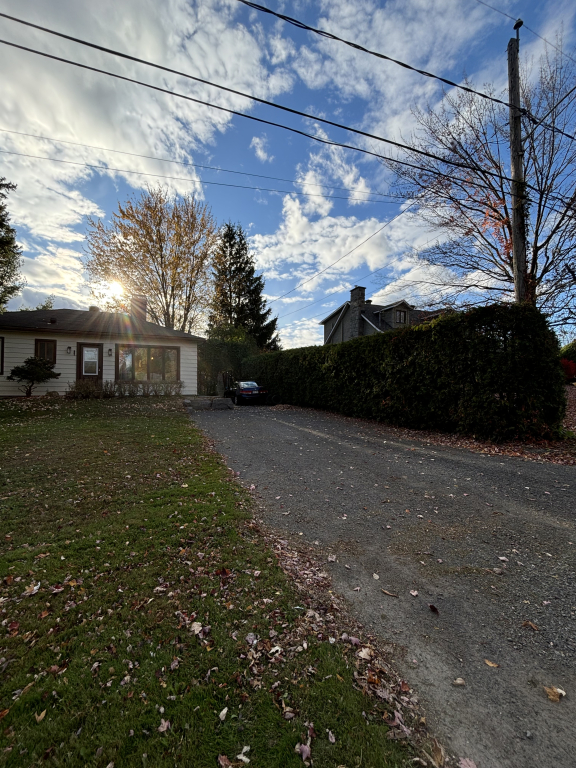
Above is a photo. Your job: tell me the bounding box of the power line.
[1,14,564,179]
[236,0,576,143]
[0,147,398,205]
[0,125,398,199]
[277,232,442,320]
[237,0,517,110]
[269,204,415,304]
[472,0,576,65]
[1,36,567,212]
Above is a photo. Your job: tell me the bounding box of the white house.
[0,297,201,397]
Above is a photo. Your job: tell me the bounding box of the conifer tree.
[209,223,280,350]
[0,178,24,309]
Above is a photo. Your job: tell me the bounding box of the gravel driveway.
[191,404,575,768]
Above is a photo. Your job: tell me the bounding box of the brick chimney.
[349,286,366,338]
[130,295,147,323]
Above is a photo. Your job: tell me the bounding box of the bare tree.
[85,186,218,332]
[382,41,576,325]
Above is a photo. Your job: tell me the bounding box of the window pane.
[165,349,177,381]
[135,347,148,380]
[118,347,133,380]
[83,347,98,375]
[37,340,56,363]
[150,348,163,381]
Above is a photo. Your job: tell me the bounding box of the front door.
[77,343,103,382]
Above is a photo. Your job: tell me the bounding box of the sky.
[1,0,575,347]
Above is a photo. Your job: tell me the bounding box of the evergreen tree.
[0,178,24,310]
[209,223,280,350]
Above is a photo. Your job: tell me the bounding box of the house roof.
[373,299,414,313]
[0,309,204,342]
[319,302,350,325]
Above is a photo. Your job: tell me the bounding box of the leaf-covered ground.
[0,397,416,768]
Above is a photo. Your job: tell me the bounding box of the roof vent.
[49,317,57,324]
[88,305,100,312]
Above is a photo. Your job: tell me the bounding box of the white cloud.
[279,317,324,349]
[250,135,274,162]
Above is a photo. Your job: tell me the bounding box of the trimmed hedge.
[243,304,566,441]
[560,339,576,364]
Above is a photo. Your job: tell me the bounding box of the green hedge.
[243,304,566,441]
[560,339,576,363]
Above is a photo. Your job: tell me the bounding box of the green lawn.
[0,397,413,767]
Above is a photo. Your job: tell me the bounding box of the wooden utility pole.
[507,20,528,303]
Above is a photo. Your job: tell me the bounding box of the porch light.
[66,346,72,354]
[108,348,113,356]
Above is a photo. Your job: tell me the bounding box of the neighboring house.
[0,297,201,396]
[320,286,444,345]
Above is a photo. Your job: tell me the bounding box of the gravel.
[192,404,576,768]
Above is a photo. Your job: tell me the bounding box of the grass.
[0,397,411,768]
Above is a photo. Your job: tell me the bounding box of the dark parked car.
[224,381,268,405]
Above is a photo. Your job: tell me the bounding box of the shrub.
[8,356,61,397]
[66,380,104,399]
[560,358,576,382]
[126,380,140,397]
[560,339,576,364]
[101,380,117,398]
[243,304,566,441]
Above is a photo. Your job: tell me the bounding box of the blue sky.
[1,0,575,346]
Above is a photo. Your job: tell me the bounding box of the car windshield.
[239,381,258,388]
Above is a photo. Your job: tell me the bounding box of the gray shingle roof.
[0,309,204,341]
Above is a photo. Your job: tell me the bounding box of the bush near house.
[560,339,576,364]
[243,304,566,441]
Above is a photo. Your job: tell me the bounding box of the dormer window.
[396,309,407,325]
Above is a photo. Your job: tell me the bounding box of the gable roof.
[319,302,350,325]
[0,309,204,342]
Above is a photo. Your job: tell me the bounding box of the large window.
[35,339,57,363]
[116,345,179,381]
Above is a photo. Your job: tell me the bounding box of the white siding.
[0,332,197,397]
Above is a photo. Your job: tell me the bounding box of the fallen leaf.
[372,573,380,580]
[459,760,478,768]
[39,610,49,620]
[158,719,170,733]
[410,590,419,597]
[217,757,232,768]
[219,707,228,721]
[190,622,202,635]
[381,589,398,597]
[352,586,361,592]
[358,647,373,660]
[522,621,539,631]
[236,746,250,764]
[544,685,566,702]
[452,678,466,686]
[105,763,114,768]
[295,743,311,763]
[35,710,46,723]
[327,555,336,562]
[327,730,336,743]
[484,659,499,668]
[21,582,40,597]
[498,556,509,562]
[429,604,439,614]
[0,709,9,721]
[400,681,410,692]
[431,737,445,767]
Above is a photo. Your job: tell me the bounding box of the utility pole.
[507,19,528,303]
